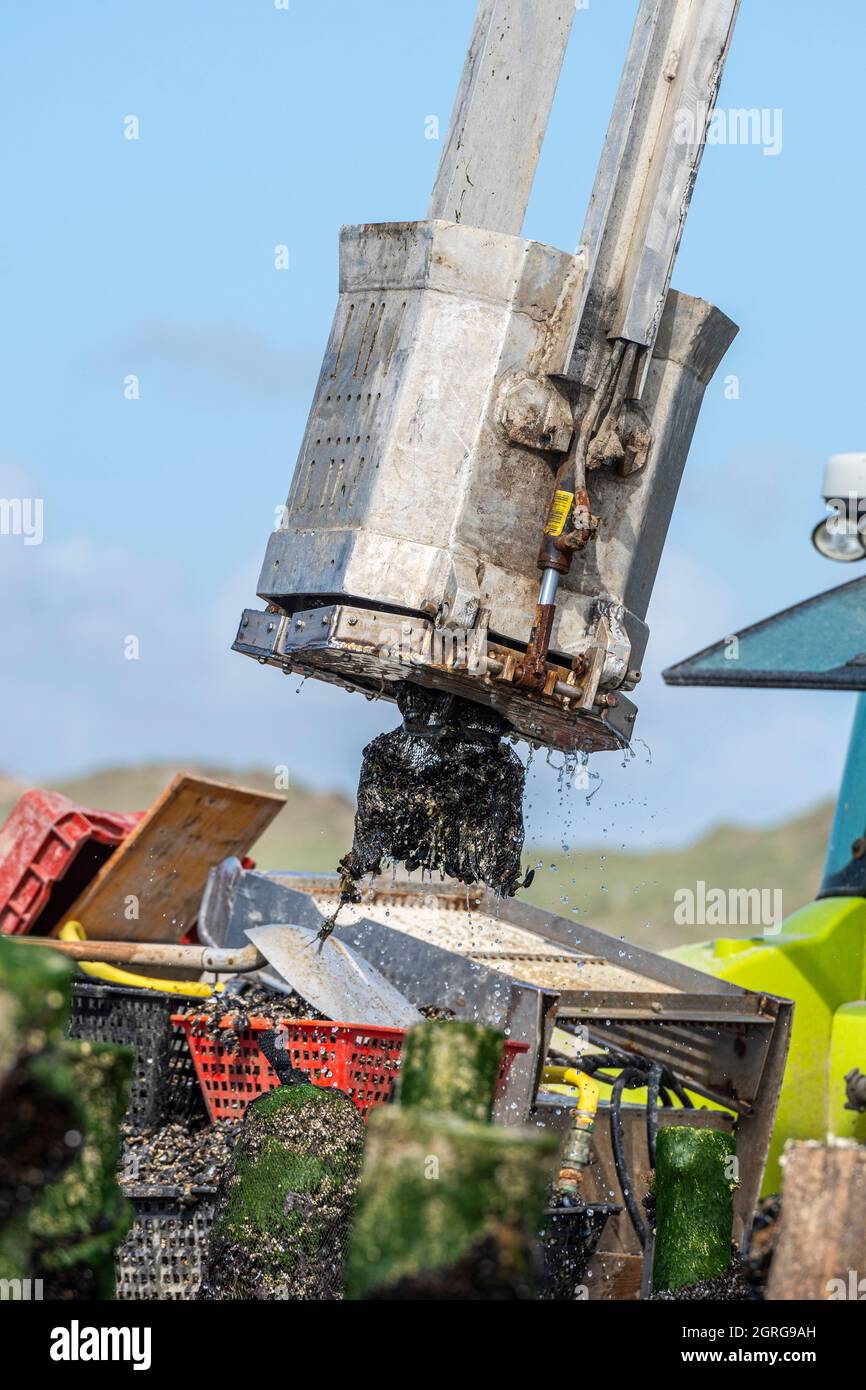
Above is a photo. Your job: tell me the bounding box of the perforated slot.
[283,294,408,526]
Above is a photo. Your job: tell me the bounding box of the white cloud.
[106,322,317,402]
[0,509,850,853]
[0,529,389,790]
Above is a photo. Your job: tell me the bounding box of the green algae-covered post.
[199,1063,366,1300]
[0,937,79,1288]
[652,1126,737,1294]
[346,1021,558,1300]
[0,932,74,1073]
[30,1040,133,1299]
[0,937,132,1297]
[397,1018,505,1123]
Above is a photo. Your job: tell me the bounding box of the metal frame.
[477,892,792,1244]
[234,602,636,752]
[568,0,741,387]
[228,869,791,1236]
[198,864,559,1127]
[236,0,742,755]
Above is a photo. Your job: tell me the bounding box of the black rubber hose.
[667,1076,695,1109]
[610,1068,648,1248]
[558,1048,692,1111]
[577,1048,642,1074]
[646,1063,662,1169]
[553,1027,692,1094]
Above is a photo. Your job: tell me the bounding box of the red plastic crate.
[0,790,142,936]
[173,1013,528,1122]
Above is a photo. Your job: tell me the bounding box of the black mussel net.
[339,685,528,900]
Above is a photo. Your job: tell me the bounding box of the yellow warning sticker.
[544,490,574,537]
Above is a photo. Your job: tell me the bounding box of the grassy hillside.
[523,800,832,951]
[0,764,355,879]
[0,764,833,953]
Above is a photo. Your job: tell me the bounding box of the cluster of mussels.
[338,685,530,906]
[120,1120,241,1194]
[184,983,325,1053]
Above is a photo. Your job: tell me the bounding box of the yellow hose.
[542,1066,600,1117]
[59,921,217,997]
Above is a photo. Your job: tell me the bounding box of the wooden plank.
[64,774,285,942]
[767,1142,866,1301]
[428,0,574,235]
[586,1252,642,1301]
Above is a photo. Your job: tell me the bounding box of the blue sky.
[1,0,864,852]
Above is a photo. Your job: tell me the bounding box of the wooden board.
[586,1253,642,1301]
[767,1142,866,1301]
[65,774,285,942]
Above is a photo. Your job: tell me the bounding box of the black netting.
[198,1068,365,1301]
[339,686,528,901]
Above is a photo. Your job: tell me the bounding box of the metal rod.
[15,937,266,974]
[566,0,741,387]
[521,0,741,680]
[428,0,575,236]
[538,570,559,606]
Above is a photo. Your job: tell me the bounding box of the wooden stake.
[768,1142,866,1301]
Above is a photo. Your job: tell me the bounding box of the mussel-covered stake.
[336,686,529,914]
